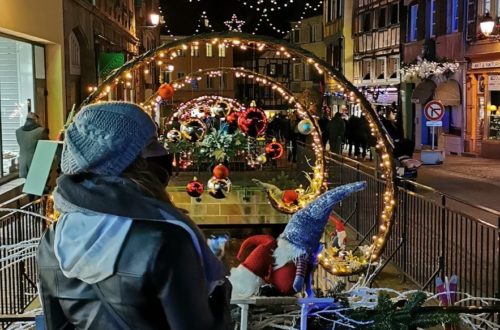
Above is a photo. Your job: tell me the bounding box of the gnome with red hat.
[228,182,366,298]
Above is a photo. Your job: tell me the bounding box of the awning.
[411,79,436,104]
[434,79,461,106]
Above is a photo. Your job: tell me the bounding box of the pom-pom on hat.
[280,181,367,255]
[61,101,167,176]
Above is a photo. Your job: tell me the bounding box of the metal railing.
[0,195,45,329]
[322,150,500,305]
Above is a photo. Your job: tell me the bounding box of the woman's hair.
[122,156,172,202]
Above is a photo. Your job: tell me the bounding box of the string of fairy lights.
[81,32,396,276]
[159,0,322,37]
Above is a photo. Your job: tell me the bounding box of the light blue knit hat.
[61,101,158,176]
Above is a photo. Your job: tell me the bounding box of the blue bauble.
[298,119,313,135]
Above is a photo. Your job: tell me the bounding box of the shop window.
[0,36,36,177]
[408,4,419,41]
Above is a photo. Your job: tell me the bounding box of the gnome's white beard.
[228,265,265,299]
[273,237,307,269]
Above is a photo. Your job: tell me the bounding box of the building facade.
[402,0,465,153]
[0,0,65,180]
[465,0,500,158]
[160,35,235,106]
[288,15,326,100]
[63,0,140,116]
[233,48,290,109]
[353,0,401,111]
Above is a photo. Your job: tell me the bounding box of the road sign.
[424,100,445,121]
[426,121,443,127]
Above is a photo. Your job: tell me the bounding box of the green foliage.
[309,291,460,330]
[270,171,298,190]
[165,129,248,164]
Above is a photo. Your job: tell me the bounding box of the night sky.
[159,0,322,37]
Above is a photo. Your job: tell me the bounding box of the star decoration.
[224,14,245,32]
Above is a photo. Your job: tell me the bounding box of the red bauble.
[237,107,268,137]
[186,177,204,197]
[226,111,240,125]
[265,140,284,159]
[282,190,299,205]
[212,164,229,179]
[158,83,174,100]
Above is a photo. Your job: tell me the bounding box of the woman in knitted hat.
[37,102,231,329]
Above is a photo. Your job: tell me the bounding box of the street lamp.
[150,13,160,27]
[480,12,496,37]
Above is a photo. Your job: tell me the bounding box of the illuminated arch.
[79,32,396,275]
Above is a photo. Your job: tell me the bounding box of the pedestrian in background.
[16,111,49,178]
[37,102,231,329]
[327,112,345,154]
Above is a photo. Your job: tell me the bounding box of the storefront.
[467,60,500,159]
[411,77,463,152]
[1,0,65,180]
[0,35,47,178]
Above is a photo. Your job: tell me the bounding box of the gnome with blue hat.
[228,181,366,298]
[269,181,367,295]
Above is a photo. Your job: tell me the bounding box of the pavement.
[414,153,500,224]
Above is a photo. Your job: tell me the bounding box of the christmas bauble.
[186,177,204,197]
[282,190,299,205]
[265,139,284,159]
[297,119,313,135]
[207,177,232,199]
[237,107,268,137]
[213,164,229,179]
[226,111,240,125]
[256,154,267,165]
[158,83,174,100]
[166,129,181,143]
[180,118,206,142]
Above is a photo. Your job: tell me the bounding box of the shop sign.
[471,61,500,69]
[489,75,500,91]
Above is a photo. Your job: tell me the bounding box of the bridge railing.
[319,148,500,306]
